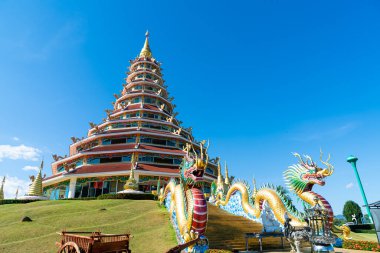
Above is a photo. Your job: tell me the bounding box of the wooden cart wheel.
[57,242,81,253]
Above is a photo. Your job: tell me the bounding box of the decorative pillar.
[67,177,77,199]
[347,155,373,223]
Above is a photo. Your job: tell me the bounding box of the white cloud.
[22,165,39,172]
[1,175,30,199]
[0,144,41,162]
[291,122,357,142]
[346,182,354,189]
[12,137,20,141]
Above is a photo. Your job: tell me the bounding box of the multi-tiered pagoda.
[42,33,218,199]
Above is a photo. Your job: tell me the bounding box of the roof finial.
[140,30,152,58]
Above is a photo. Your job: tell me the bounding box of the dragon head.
[181,141,209,187]
[284,150,334,194]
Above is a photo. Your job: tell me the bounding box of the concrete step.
[205,204,285,251]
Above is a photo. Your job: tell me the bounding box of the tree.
[343,200,363,223]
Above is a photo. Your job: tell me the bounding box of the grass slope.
[0,200,177,253]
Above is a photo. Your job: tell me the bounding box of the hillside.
[0,200,177,253]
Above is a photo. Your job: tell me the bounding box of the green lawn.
[0,200,177,253]
[349,231,378,242]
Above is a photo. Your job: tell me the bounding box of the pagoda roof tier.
[90,128,191,140]
[126,70,163,83]
[66,163,132,175]
[44,163,216,183]
[129,59,161,69]
[90,118,183,133]
[83,143,185,155]
[137,163,179,174]
[123,80,164,90]
[114,93,173,110]
[67,132,201,160]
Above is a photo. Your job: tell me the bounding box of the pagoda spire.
[0,176,5,200]
[224,161,230,186]
[27,160,43,196]
[139,31,152,58]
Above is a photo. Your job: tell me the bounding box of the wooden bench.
[244,232,284,252]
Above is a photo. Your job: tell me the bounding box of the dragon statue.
[159,141,209,251]
[215,151,351,240]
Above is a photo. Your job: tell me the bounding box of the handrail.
[165,236,200,253]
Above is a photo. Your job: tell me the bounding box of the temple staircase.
[205,204,285,252]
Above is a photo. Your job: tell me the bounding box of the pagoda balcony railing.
[115,94,173,111]
[130,59,160,69]
[89,126,190,144]
[129,78,163,86]
[125,79,164,88]
[128,70,162,81]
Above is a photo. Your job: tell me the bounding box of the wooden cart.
[56,231,131,253]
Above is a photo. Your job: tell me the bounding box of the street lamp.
[346,155,373,223]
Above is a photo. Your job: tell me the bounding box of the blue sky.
[0,0,379,215]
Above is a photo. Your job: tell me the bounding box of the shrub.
[0,199,40,205]
[343,240,380,252]
[97,193,154,200]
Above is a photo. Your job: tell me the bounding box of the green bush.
[97,193,154,200]
[0,199,40,205]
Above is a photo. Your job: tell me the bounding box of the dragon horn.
[304,155,314,166]
[320,149,334,175]
[292,152,305,164]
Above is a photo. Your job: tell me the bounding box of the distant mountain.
[334,214,346,220]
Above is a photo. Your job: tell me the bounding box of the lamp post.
[346,155,373,223]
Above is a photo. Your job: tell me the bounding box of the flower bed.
[205,250,232,253]
[343,240,380,252]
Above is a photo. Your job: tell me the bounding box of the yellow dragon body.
[215,152,351,239]
[159,142,209,250]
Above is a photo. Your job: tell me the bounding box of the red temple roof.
[137,163,179,174]
[68,163,132,175]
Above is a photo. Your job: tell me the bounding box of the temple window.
[146,74,152,79]
[138,155,154,162]
[144,97,156,104]
[75,160,83,167]
[132,97,141,103]
[206,167,214,175]
[75,180,124,198]
[127,137,136,143]
[122,155,131,162]
[143,113,159,120]
[137,74,144,79]
[99,157,122,163]
[167,140,176,147]
[57,166,65,172]
[111,138,126,144]
[102,139,111,145]
[87,158,100,164]
[132,85,142,91]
